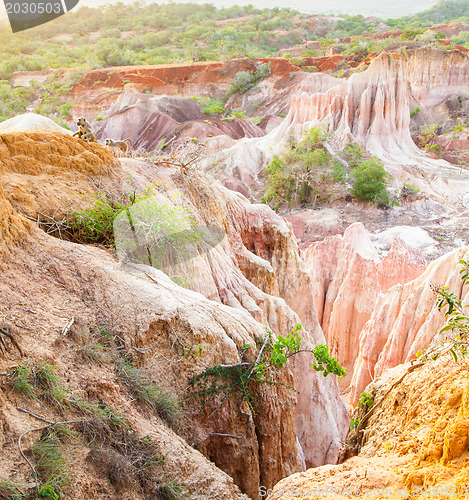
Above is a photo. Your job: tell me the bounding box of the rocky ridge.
[0,131,348,499]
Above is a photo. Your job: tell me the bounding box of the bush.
[192,97,225,115]
[228,63,271,94]
[350,157,391,206]
[263,127,346,209]
[189,324,346,414]
[69,185,161,246]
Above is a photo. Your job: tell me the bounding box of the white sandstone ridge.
[351,245,469,404]
[304,222,428,392]
[0,112,72,133]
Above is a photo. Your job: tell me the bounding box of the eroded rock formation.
[407,47,469,109]
[91,95,265,151]
[268,356,469,499]
[304,223,427,386]
[0,131,349,499]
[351,246,469,403]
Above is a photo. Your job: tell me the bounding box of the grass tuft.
[116,359,181,425]
[0,480,27,500]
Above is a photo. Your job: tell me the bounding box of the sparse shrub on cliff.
[117,358,181,425]
[401,182,420,199]
[228,63,271,95]
[263,126,347,210]
[69,184,163,246]
[342,143,366,167]
[416,259,469,364]
[410,106,420,117]
[358,391,374,409]
[32,429,69,497]
[189,324,345,420]
[350,156,393,207]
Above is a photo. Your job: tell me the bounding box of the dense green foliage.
[263,127,346,209]
[350,156,392,206]
[388,0,469,28]
[0,3,313,78]
[1,0,465,84]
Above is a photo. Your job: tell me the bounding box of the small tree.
[350,156,391,206]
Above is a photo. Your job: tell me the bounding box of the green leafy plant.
[232,109,246,119]
[350,418,360,431]
[189,324,345,414]
[410,106,420,117]
[416,260,469,364]
[358,391,374,409]
[263,127,347,209]
[350,156,393,207]
[69,184,164,246]
[312,344,347,378]
[192,97,226,116]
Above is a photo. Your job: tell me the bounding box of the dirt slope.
[0,131,349,499]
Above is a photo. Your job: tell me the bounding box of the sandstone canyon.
[1,7,469,500]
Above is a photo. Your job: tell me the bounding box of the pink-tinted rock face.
[90,96,265,150]
[0,132,350,498]
[268,53,423,165]
[305,223,427,384]
[351,246,469,404]
[407,47,469,109]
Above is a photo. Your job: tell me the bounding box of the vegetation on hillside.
[388,0,469,29]
[0,1,467,125]
[0,0,467,83]
[262,127,347,209]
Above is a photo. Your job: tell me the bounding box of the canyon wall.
[407,47,469,109]
[351,245,469,403]
[0,131,349,498]
[268,355,469,499]
[304,223,427,380]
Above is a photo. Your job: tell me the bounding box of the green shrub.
[228,63,271,94]
[410,107,420,117]
[229,71,257,94]
[358,391,374,409]
[190,324,345,414]
[350,157,391,206]
[416,260,469,364]
[302,65,318,72]
[401,183,420,198]
[263,127,346,209]
[232,109,246,119]
[69,185,160,246]
[197,97,225,115]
